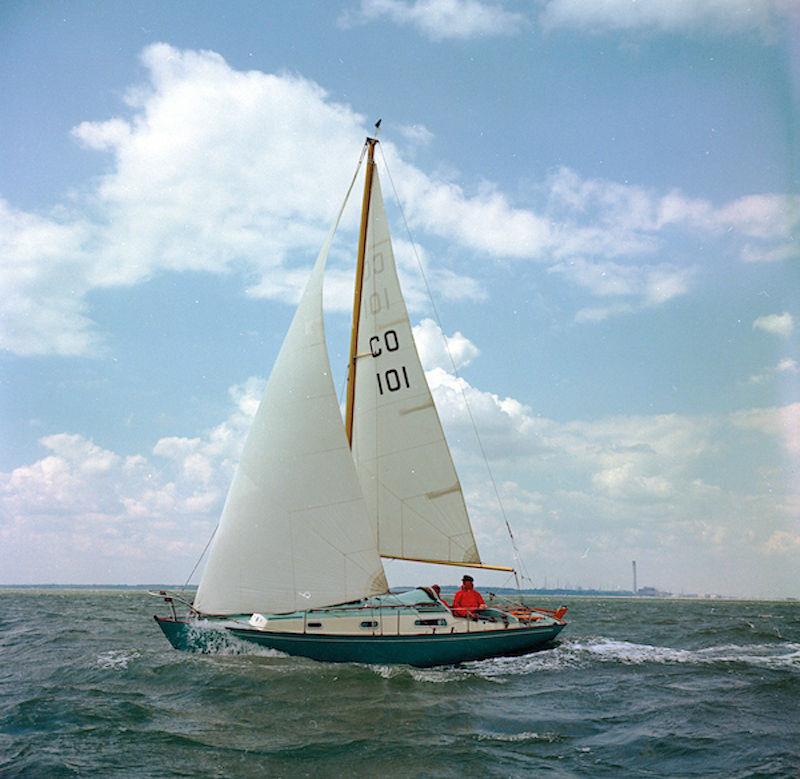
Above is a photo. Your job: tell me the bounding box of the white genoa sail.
[351,170,481,566]
[194,235,388,616]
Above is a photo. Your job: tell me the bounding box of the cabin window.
[307,622,322,628]
[360,620,379,628]
[414,618,447,627]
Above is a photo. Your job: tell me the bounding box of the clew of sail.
[194,231,388,616]
[351,169,481,566]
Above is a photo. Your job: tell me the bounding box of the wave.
[571,638,800,671]
[475,731,562,743]
[151,619,800,680]
[95,649,141,670]
[367,638,800,682]
[462,638,800,677]
[181,620,288,658]
[694,621,788,642]
[369,664,507,684]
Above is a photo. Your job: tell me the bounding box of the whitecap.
[183,620,288,658]
[443,638,800,678]
[461,645,584,678]
[476,731,561,743]
[572,638,694,664]
[695,642,800,671]
[560,637,800,672]
[368,664,504,683]
[96,649,140,670]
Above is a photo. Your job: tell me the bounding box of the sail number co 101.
[370,329,410,396]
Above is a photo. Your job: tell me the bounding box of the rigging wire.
[178,144,369,597]
[377,143,532,592]
[179,527,217,595]
[337,372,348,408]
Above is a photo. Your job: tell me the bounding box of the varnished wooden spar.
[343,137,515,577]
[345,137,379,447]
[380,555,515,573]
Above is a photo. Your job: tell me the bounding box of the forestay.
[351,171,481,566]
[194,233,388,616]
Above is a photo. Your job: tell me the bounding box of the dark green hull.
[155,616,564,667]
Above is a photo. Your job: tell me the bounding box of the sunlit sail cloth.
[351,171,480,565]
[194,235,388,616]
[154,136,567,664]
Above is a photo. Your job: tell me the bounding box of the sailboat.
[153,134,567,667]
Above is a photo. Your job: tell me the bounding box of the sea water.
[1,590,798,777]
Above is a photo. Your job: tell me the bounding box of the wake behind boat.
[154,133,567,666]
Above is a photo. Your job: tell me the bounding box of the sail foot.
[380,555,514,573]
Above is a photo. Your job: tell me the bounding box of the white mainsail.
[194,234,388,616]
[351,170,481,566]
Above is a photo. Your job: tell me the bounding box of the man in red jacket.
[451,575,485,618]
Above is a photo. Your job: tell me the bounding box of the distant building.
[637,586,672,597]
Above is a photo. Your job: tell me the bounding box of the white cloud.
[731,402,800,457]
[741,242,799,263]
[396,167,555,259]
[346,0,799,42]
[1,44,489,355]
[538,0,795,37]
[711,193,800,239]
[546,168,799,254]
[389,237,489,312]
[536,170,795,321]
[591,464,673,500]
[1,44,796,356]
[763,530,800,553]
[426,360,718,486]
[753,312,794,337]
[343,0,525,40]
[418,358,799,596]
[413,318,480,371]
[643,265,693,304]
[0,200,98,355]
[573,302,635,323]
[1,344,798,591]
[395,163,795,275]
[398,123,434,145]
[748,357,799,385]
[0,377,265,583]
[72,117,131,150]
[551,257,693,321]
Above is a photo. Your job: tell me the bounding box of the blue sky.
[1,0,798,597]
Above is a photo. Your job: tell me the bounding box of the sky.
[1,0,798,598]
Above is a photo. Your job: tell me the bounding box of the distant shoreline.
[0,584,194,590]
[0,584,796,602]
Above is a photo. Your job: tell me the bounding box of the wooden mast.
[345,137,378,447]
[342,136,516,576]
